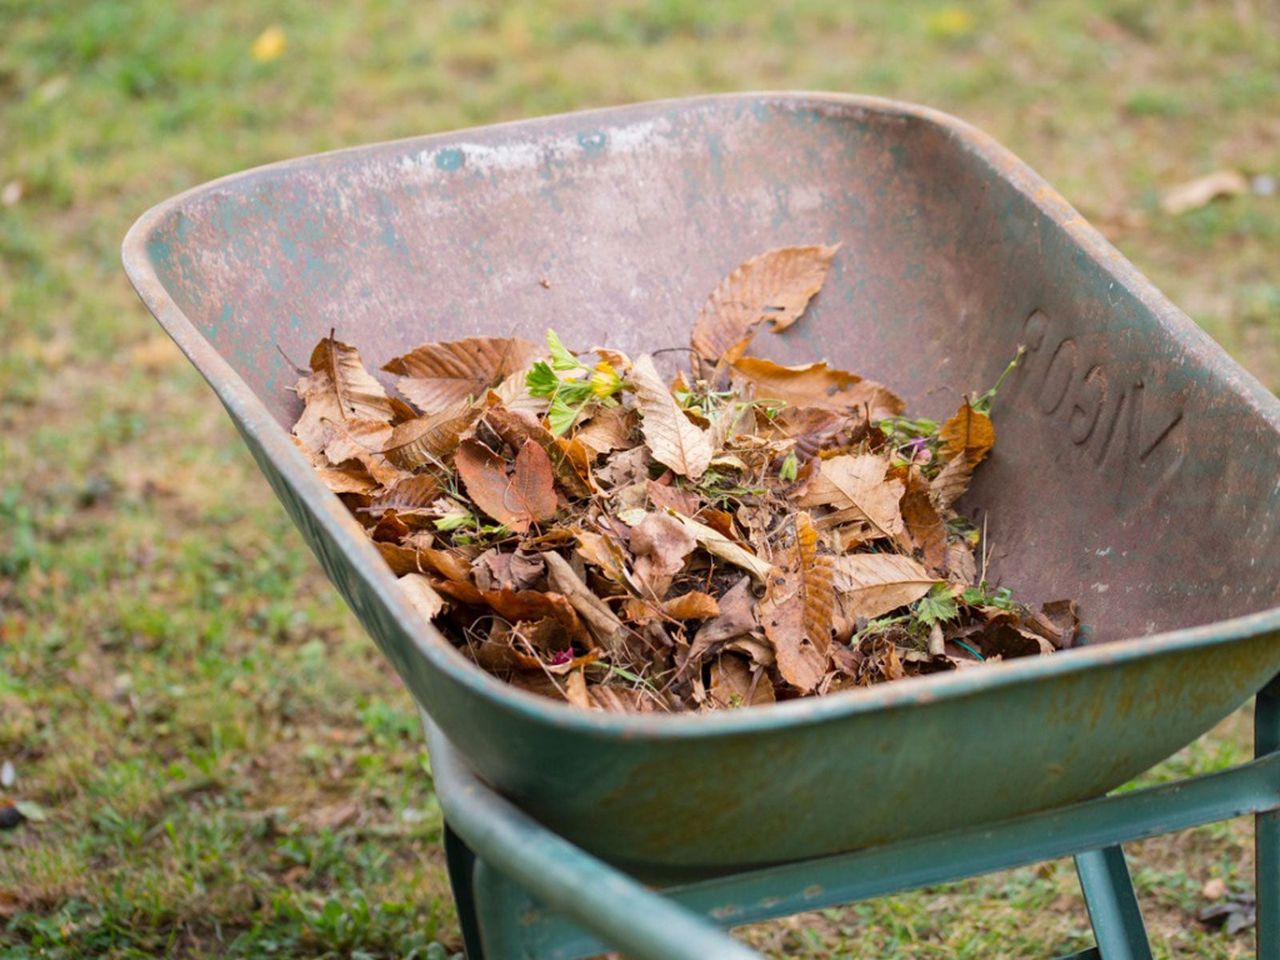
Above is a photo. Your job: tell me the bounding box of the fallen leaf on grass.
[1160,169,1248,216]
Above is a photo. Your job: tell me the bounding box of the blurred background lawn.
[1,1,1277,957]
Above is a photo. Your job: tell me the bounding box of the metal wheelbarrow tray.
[123,93,1280,883]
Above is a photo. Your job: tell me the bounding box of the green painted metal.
[432,716,1280,957]
[1258,676,1280,958]
[424,718,758,960]
[123,93,1280,873]
[1074,847,1152,960]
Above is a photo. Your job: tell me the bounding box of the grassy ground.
[1,1,1277,957]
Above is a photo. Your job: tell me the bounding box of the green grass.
[1,0,1277,956]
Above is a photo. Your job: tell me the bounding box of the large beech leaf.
[796,453,905,541]
[381,402,479,470]
[731,357,905,421]
[455,438,557,534]
[831,553,939,621]
[383,336,542,415]
[690,244,839,378]
[630,354,713,479]
[293,335,399,452]
[758,513,835,693]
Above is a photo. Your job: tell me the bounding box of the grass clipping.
[289,245,1079,713]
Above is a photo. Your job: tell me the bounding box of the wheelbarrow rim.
[123,90,1280,740]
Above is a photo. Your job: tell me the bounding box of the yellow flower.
[589,360,622,398]
[251,26,286,63]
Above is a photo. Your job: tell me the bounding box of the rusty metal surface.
[123,93,1280,871]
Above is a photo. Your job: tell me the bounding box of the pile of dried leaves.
[289,245,1078,713]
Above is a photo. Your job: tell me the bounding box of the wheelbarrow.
[123,93,1280,958]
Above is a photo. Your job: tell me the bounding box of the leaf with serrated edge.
[831,553,939,621]
[938,400,995,467]
[381,402,478,470]
[731,357,904,421]
[508,440,558,524]
[796,453,904,541]
[758,513,835,693]
[690,245,840,378]
[630,354,713,479]
[383,337,541,415]
[293,335,398,451]
[664,510,771,582]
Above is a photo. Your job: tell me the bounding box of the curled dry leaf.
[664,510,772,583]
[690,244,840,379]
[382,402,479,470]
[707,654,776,709]
[731,356,905,421]
[796,453,905,542]
[293,335,401,452]
[630,354,713,480]
[662,591,720,621]
[399,573,446,621]
[831,553,938,621]
[455,438,557,533]
[383,336,542,414]
[758,513,835,693]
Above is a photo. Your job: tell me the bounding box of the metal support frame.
[427,681,1280,959]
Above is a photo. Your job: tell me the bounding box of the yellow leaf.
[251,25,286,62]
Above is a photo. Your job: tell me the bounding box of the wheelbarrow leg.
[444,824,487,960]
[1074,845,1152,960]
[1256,674,1280,959]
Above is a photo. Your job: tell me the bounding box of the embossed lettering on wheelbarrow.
[123,93,1280,873]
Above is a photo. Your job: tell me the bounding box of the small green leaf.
[915,584,959,626]
[546,328,581,372]
[546,395,580,436]
[525,361,560,398]
[778,451,798,482]
[434,512,472,532]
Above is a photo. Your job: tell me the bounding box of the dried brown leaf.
[293,335,399,452]
[938,400,995,467]
[690,244,840,378]
[543,551,630,656]
[758,513,835,693]
[574,405,635,457]
[662,591,721,621]
[399,573,446,621]
[383,336,542,415]
[796,453,904,541]
[831,553,938,621]
[382,402,479,470]
[630,354,713,480]
[707,654,775,709]
[664,510,772,583]
[899,468,947,572]
[485,407,593,499]
[369,475,445,516]
[731,356,905,421]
